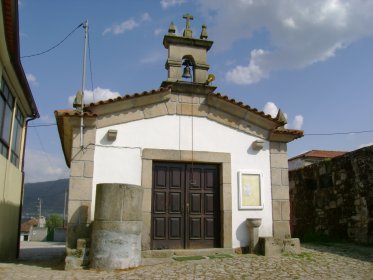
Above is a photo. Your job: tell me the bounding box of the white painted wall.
[92,115,273,248]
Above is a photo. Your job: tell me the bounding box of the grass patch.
[208,254,233,259]
[173,256,206,262]
[283,252,315,261]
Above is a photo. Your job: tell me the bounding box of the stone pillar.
[246,218,262,253]
[90,184,143,270]
[67,119,96,249]
[270,142,291,238]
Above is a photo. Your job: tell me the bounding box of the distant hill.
[22,179,69,219]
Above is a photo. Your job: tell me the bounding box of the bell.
[182,65,192,79]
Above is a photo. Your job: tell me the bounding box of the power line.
[88,28,95,102]
[29,123,56,127]
[28,123,373,137]
[33,127,54,168]
[305,129,373,136]
[21,22,84,59]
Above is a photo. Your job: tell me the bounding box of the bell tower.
[161,14,215,89]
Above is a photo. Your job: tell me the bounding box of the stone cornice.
[163,35,213,50]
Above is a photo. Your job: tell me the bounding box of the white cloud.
[68,87,120,106]
[263,101,304,129]
[24,149,69,183]
[198,0,373,85]
[154,28,164,36]
[263,102,278,118]
[292,115,304,130]
[26,73,38,86]
[160,0,185,9]
[141,13,151,22]
[103,13,151,36]
[359,143,373,149]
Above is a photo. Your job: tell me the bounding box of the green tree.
[46,214,63,241]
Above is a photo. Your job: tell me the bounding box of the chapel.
[55,14,303,268]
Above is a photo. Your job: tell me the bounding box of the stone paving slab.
[0,242,372,279]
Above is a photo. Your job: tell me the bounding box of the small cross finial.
[183,13,194,29]
[182,13,194,38]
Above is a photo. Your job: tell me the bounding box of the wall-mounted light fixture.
[252,140,264,150]
[107,129,118,141]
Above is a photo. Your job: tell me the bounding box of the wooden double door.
[152,162,220,249]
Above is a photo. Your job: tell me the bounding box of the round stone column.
[90,184,143,270]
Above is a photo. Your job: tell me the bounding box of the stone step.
[142,248,235,258]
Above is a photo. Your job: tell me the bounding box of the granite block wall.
[289,146,373,244]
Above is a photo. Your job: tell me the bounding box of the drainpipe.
[16,113,38,258]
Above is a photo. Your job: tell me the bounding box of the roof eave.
[3,0,39,118]
[269,129,304,143]
[54,110,97,167]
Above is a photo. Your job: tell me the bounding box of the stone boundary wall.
[289,146,373,244]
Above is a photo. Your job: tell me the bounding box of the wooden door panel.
[190,193,202,214]
[169,218,182,239]
[153,217,166,239]
[189,218,202,239]
[205,168,216,189]
[154,192,166,213]
[204,193,214,214]
[204,218,215,239]
[189,167,202,189]
[170,167,183,188]
[169,192,182,213]
[155,167,167,188]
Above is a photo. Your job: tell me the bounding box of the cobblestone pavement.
[0,242,372,279]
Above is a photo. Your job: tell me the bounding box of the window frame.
[10,105,24,167]
[0,78,15,159]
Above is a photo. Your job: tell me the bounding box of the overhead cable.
[21,22,84,59]
[88,29,95,102]
[305,129,373,136]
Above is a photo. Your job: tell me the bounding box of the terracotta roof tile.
[289,150,347,161]
[210,92,284,125]
[272,128,304,136]
[54,110,97,118]
[85,86,171,108]
[20,219,38,232]
[304,150,347,158]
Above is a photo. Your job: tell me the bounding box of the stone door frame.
[141,148,232,250]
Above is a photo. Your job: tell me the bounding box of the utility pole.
[80,20,88,148]
[63,189,67,227]
[37,198,42,227]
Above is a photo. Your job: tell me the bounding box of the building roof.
[289,150,347,161]
[56,86,291,127]
[86,87,171,109]
[20,218,38,232]
[210,92,284,125]
[2,0,39,118]
[55,84,303,166]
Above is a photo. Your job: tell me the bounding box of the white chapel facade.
[55,15,303,252]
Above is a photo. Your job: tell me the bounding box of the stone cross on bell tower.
[161,14,214,86]
[183,13,194,38]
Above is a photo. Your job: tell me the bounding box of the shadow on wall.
[247,141,268,156]
[67,205,90,249]
[0,201,20,260]
[235,220,249,248]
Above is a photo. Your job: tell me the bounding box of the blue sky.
[19,0,373,182]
